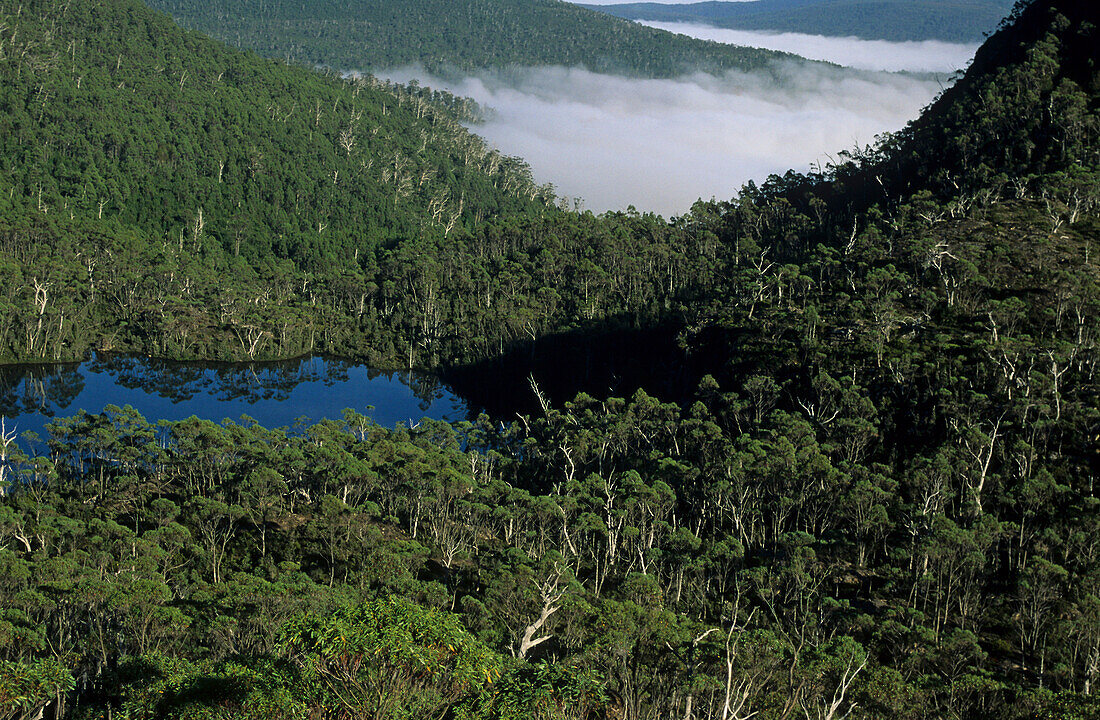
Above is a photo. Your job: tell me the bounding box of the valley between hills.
[1,1,1099,719]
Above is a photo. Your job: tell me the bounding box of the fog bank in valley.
[383,63,943,216]
[639,21,980,73]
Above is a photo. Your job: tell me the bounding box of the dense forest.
[0,0,566,366]
[584,0,1016,44]
[3,0,1100,718]
[143,0,811,79]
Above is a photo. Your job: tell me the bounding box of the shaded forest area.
[2,0,1100,718]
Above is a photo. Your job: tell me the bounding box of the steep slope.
[143,0,813,79]
[584,0,1015,43]
[0,0,556,363]
[0,0,722,377]
[0,0,548,250]
[644,1,1100,712]
[733,0,1099,217]
[878,0,1100,196]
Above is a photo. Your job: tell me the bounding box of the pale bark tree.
[0,417,14,497]
[516,567,568,660]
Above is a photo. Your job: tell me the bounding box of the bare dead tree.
[516,567,568,660]
[0,417,16,497]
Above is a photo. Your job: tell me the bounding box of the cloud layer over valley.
[639,21,980,73]
[382,62,944,216]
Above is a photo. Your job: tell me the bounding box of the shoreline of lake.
[0,354,473,442]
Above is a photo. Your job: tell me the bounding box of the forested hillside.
[0,0,550,243]
[585,0,1016,43]
[875,0,1100,196]
[0,0,570,365]
[3,0,1100,719]
[144,0,809,79]
[0,0,790,372]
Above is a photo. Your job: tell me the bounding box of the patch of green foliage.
[0,659,75,718]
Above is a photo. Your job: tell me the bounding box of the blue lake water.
[0,355,471,443]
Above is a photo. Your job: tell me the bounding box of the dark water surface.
[0,355,471,441]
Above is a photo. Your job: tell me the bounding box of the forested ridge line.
[583,0,1016,44]
[144,0,816,80]
[3,0,1100,718]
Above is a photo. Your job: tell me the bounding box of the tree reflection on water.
[0,355,467,437]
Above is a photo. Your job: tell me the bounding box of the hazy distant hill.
[145,0,814,79]
[583,0,1017,43]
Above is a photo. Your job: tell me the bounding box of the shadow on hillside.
[442,318,704,418]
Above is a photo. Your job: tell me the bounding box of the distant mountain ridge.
[144,0,821,79]
[582,0,1017,43]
